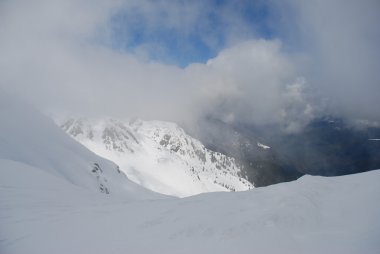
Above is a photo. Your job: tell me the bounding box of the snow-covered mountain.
[57,117,253,197]
[1,94,379,254]
[0,93,161,200]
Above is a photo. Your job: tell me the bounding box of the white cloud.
[276,0,380,122]
[3,0,377,133]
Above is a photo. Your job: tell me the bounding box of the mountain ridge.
[57,117,254,197]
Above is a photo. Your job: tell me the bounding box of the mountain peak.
[57,117,254,197]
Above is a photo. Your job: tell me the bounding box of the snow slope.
[57,117,253,197]
[1,94,379,253]
[1,157,379,253]
[0,93,161,200]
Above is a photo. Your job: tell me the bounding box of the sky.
[107,0,275,67]
[0,0,379,132]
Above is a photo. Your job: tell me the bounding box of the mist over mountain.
[0,92,161,200]
[189,116,380,187]
[56,117,253,197]
[0,93,379,254]
[263,117,380,176]
[1,0,380,252]
[1,0,379,130]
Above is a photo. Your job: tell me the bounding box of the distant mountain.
[57,117,253,197]
[189,117,304,187]
[191,116,380,186]
[264,117,380,176]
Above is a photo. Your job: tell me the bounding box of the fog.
[275,0,380,123]
[1,0,379,132]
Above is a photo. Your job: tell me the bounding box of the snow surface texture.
[57,117,253,197]
[0,94,161,200]
[1,158,380,254]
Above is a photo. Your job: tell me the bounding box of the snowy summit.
[57,117,253,197]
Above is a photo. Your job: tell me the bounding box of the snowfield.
[1,94,379,253]
[1,160,380,254]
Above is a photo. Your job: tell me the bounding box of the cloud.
[107,0,267,65]
[0,0,378,134]
[187,40,305,127]
[274,0,380,123]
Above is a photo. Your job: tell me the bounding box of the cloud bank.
[274,0,380,123]
[0,0,379,132]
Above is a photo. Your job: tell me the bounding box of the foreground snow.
[1,160,379,253]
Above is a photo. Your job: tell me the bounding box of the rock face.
[58,117,254,197]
